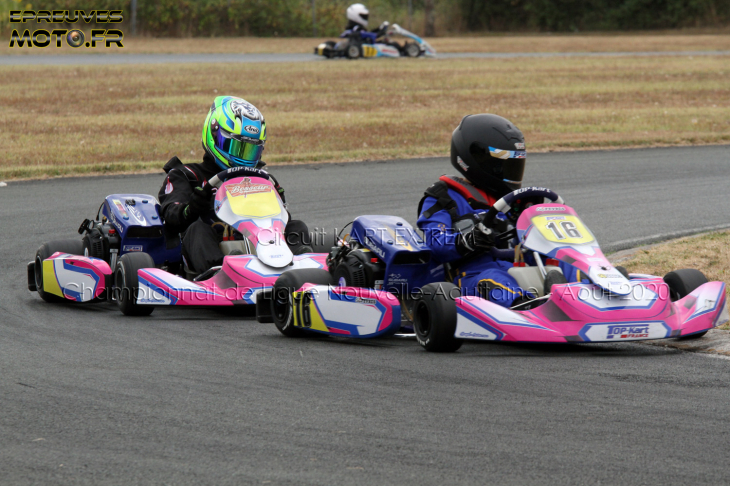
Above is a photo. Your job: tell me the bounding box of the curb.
[638,329,730,357]
[608,232,730,357]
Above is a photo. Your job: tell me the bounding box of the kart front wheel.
[664,269,709,339]
[414,282,463,352]
[115,252,155,316]
[404,42,421,57]
[346,43,362,59]
[34,239,85,303]
[272,269,332,337]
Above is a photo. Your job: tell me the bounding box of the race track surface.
[1,50,729,65]
[2,145,730,485]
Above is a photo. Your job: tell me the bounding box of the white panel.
[454,314,499,340]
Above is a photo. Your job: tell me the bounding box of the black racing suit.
[158,153,310,274]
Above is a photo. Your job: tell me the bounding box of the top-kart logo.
[226,177,272,198]
[243,125,260,135]
[606,324,650,339]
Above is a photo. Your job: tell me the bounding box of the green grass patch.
[1,55,728,180]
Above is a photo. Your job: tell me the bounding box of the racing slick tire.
[404,42,421,58]
[115,252,156,316]
[272,269,333,337]
[543,269,568,295]
[414,282,463,352]
[664,269,709,339]
[346,43,362,59]
[34,239,85,303]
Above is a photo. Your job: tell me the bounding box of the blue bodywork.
[102,194,181,265]
[340,29,378,43]
[350,215,443,293]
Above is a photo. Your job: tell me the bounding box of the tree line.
[2,0,728,37]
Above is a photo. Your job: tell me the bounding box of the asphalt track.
[1,49,729,65]
[2,145,730,485]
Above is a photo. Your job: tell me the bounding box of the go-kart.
[258,187,728,351]
[314,22,436,59]
[28,167,327,316]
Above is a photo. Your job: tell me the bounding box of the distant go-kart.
[258,187,728,351]
[314,22,436,59]
[28,167,327,316]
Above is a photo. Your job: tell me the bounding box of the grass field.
[2,32,729,55]
[619,231,730,330]
[1,53,728,179]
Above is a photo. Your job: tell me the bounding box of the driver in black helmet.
[417,114,543,308]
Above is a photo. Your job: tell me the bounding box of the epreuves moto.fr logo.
[8,10,124,48]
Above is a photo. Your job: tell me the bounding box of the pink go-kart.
[262,187,727,352]
[29,167,327,316]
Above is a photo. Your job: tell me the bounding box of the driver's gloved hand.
[456,223,495,256]
[184,185,212,221]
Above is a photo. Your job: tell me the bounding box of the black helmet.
[450,114,526,198]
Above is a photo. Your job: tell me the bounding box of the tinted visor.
[471,144,526,185]
[215,127,263,165]
[360,13,369,21]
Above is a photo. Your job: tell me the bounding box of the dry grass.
[2,33,729,55]
[1,55,728,180]
[619,231,730,330]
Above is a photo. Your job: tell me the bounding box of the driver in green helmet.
[158,96,312,274]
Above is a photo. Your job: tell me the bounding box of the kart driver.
[158,96,311,274]
[417,114,575,308]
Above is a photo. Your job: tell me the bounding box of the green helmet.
[202,96,266,169]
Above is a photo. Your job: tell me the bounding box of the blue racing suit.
[417,176,580,308]
[418,188,528,308]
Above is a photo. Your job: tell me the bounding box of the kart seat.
[508,265,562,298]
[219,241,252,256]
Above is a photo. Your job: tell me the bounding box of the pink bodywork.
[137,254,328,306]
[44,252,112,302]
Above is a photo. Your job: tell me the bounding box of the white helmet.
[347,3,369,28]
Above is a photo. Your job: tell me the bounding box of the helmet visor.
[215,128,264,166]
[488,147,525,185]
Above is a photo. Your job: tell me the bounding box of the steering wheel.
[207,166,269,190]
[482,187,563,229]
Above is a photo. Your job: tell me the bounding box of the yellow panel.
[42,259,64,297]
[362,45,378,58]
[226,185,280,219]
[532,214,594,245]
[306,294,331,332]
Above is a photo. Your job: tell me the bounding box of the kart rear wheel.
[115,252,155,316]
[34,239,85,303]
[414,282,463,352]
[346,43,362,59]
[272,269,332,337]
[664,269,709,339]
[543,269,568,295]
[404,42,421,57]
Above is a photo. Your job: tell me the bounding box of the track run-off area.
[1,49,729,65]
[1,145,730,484]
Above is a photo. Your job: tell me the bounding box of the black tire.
[115,252,156,316]
[414,282,463,352]
[664,269,710,340]
[404,42,421,57]
[346,43,362,59]
[34,239,85,303]
[543,269,568,295]
[272,269,332,337]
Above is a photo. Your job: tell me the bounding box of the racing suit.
[158,153,310,273]
[417,175,576,308]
